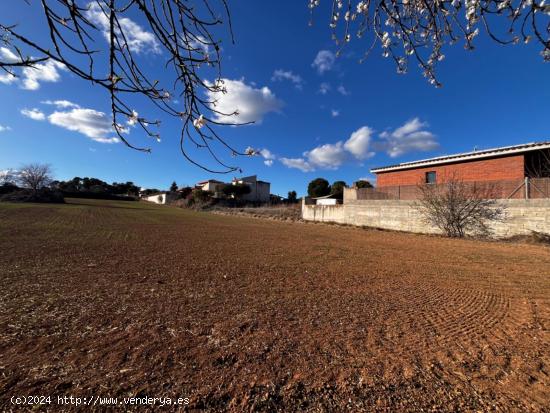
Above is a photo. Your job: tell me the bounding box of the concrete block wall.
[302,199,550,237]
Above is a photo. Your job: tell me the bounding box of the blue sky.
[0,1,549,196]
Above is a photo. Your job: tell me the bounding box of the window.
[425,171,437,184]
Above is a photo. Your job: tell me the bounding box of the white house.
[195,179,225,198]
[232,175,270,203]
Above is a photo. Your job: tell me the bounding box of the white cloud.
[206,78,282,124]
[280,119,436,172]
[337,85,350,96]
[0,47,19,63]
[305,142,347,170]
[0,125,11,132]
[280,126,375,172]
[358,177,375,184]
[0,48,65,90]
[41,100,80,109]
[21,60,66,90]
[48,108,120,143]
[331,109,340,117]
[312,50,336,74]
[0,169,20,184]
[0,72,17,85]
[21,108,46,121]
[318,82,331,95]
[85,2,160,54]
[259,148,276,167]
[280,157,314,172]
[0,48,19,85]
[378,118,438,157]
[189,35,211,57]
[260,148,275,160]
[271,69,303,89]
[281,142,347,172]
[344,126,375,160]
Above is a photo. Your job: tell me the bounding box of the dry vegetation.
[209,204,302,222]
[0,199,549,411]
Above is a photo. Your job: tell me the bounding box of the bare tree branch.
[1,0,259,173]
[310,0,550,87]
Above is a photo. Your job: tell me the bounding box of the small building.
[196,179,224,193]
[232,175,270,203]
[195,179,225,198]
[371,141,550,187]
[312,194,342,205]
[143,192,172,204]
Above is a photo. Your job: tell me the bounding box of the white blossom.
[244,146,258,156]
[193,114,206,129]
[127,110,138,126]
[381,31,391,48]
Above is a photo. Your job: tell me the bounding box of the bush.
[0,183,18,195]
[220,183,251,198]
[1,188,65,203]
[354,180,373,189]
[415,175,505,238]
[193,189,213,203]
[60,191,136,201]
[330,181,347,199]
[307,178,330,198]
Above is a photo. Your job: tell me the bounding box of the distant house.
[371,141,550,187]
[195,179,225,198]
[232,175,270,203]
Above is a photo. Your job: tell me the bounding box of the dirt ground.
[0,199,549,412]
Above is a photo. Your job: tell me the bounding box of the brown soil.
[0,199,549,412]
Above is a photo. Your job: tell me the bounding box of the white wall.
[302,199,550,238]
[316,198,338,206]
[143,193,166,204]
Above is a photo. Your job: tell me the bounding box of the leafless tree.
[18,163,53,193]
[415,174,505,237]
[310,0,550,87]
[525,148,550,177]
[1,1,257,173]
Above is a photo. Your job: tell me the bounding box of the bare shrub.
[415,175,505,238]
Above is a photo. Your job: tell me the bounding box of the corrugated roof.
[312,194,340,199]
[371,141,550,173]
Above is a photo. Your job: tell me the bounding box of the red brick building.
[371,142,550,187]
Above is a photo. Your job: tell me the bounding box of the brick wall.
[376,155,525,187]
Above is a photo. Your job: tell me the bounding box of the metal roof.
[312,193,340,199]
[370,141,550,173]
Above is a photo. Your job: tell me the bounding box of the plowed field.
[1,199,549,411]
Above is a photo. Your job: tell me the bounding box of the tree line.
[307,178,372,199]
[0,163,145,202]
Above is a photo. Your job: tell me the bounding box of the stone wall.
[302,198,550,237]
